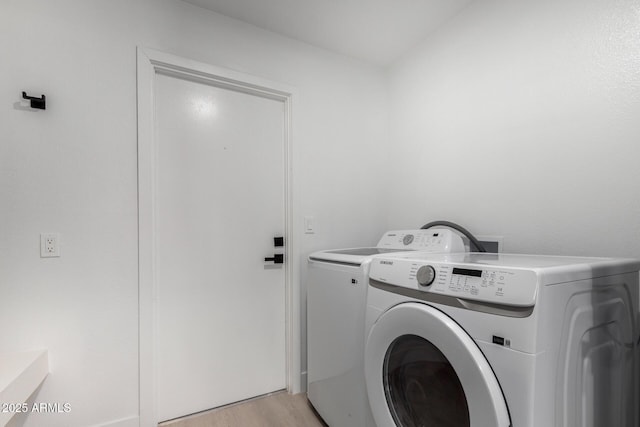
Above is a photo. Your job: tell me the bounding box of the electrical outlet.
[40,233,60,257]
[476,235,503,253]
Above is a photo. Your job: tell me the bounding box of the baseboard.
[300,371,308,393]
[94,415,139,427]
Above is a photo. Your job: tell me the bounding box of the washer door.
[365,302,510,427]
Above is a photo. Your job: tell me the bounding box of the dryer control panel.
[376,229,465,252]
[370,257,538,307]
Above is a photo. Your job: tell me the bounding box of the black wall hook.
[22,92,46,110]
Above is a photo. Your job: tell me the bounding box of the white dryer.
[307,229,464,427]
[365,252,640,427]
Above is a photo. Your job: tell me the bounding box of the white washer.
[307,229,465,427]
[365,252,640,427]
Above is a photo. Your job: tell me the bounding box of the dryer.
[307,229,464,427]
[365,252,640,427]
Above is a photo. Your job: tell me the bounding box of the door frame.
[137,47,299,426]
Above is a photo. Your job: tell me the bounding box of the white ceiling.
[182,0,473,65]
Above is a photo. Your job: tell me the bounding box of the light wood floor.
[159,392,328,427]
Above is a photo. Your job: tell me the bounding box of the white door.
[154,71,286,422]
[365,302,510,427]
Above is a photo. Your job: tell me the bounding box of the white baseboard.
[299,371,307,393]
[95,415,139,427]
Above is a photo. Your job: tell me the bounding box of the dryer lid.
[308,228,466,266]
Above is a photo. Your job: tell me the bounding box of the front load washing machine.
[307,229,464,427]
[365,252,639,427]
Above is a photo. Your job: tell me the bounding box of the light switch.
[304,216,315,234]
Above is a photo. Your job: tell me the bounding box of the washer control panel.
[370,258,538,307]
[376,229,465,252]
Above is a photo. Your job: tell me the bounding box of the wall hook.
[22,91,46,110]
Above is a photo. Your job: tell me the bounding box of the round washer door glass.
[365,302,510,427]
[384,334,469,426]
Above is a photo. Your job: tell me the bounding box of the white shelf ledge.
[0,350,49,427]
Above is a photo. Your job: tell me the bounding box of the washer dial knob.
[403,234,414,245]
[416,265,436,287]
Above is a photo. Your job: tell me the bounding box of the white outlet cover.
[40,233,60,258]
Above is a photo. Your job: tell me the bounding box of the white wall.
[387,0,640,257]
[5,0,639,425]
[0,1,389,426]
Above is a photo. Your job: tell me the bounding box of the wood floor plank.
[159,392,327,427]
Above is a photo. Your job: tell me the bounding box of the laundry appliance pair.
[308,231,639,427]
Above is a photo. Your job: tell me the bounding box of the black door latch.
[264,254,284,264]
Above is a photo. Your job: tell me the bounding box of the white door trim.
[136,47,299,426]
